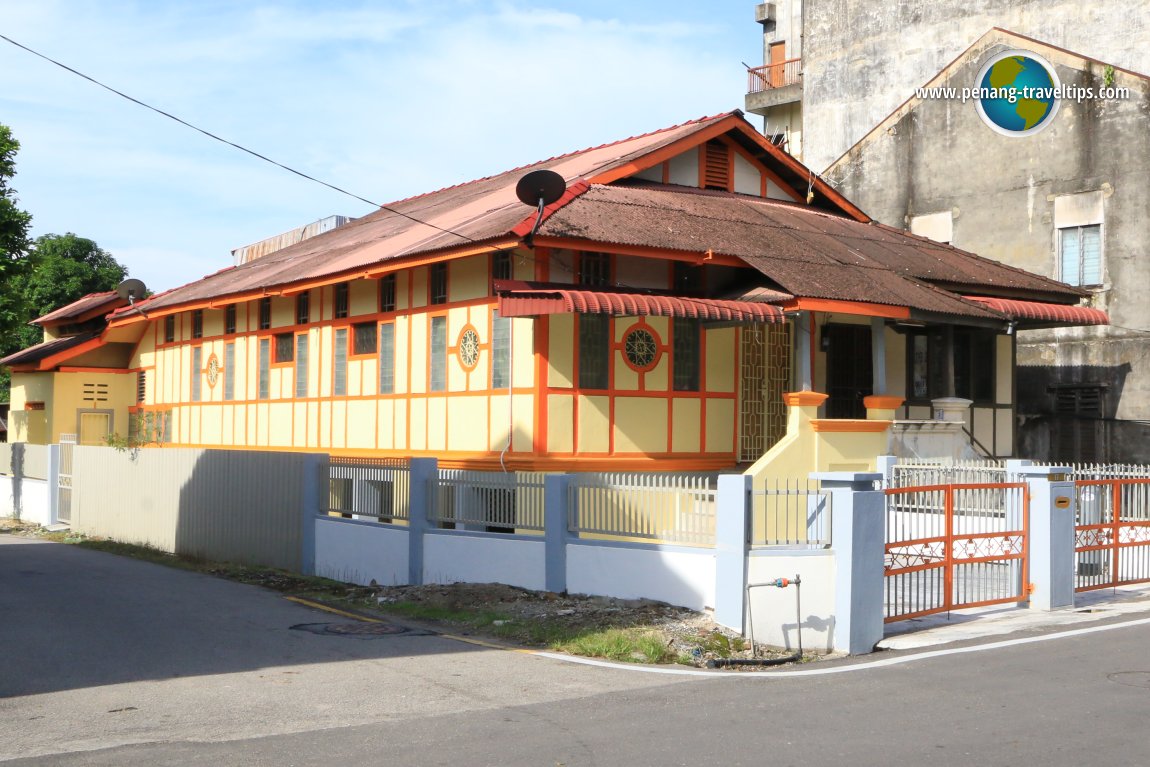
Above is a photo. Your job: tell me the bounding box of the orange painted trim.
[529,236,746,268]
[785,298,910,320]
[864,395,905,410]
[810,419,892,433]
[56,366,133,374]
[783,391,829,407]
[32,335,109,371]
[587,114,747,186]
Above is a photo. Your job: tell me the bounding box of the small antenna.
[515,169,566,249]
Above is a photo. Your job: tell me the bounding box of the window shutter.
[1060,227,1080,284]
[703,141,730,190]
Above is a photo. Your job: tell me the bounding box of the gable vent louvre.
[703,141,731,191]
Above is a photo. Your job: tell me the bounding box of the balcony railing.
[747,58,802,94]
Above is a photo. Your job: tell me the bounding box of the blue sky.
[1,1,763,292]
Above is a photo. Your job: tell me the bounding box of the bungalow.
[2,111,1105,469]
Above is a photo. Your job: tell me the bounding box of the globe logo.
[974,50,1062,136]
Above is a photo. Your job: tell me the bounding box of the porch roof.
[494,282,787,323]
[962,296,1109,328]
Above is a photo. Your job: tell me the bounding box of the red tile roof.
[495,284,787,323]
[963,296,1109,327]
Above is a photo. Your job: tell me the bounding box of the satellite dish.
[115,278,148,304]
[515,170,567,249]
[515,169,566,208]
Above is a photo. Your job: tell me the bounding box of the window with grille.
[430,263,448,305]
[192,310,203,339]
[492,311,510,389]
[296,292,310,325]
[225,304,237,335]
[224,342,235,401]
[673,318,701,391]
[258,338,270,399]
[353,322,377,356]
[430,316,446,391]
[703,140,731,191]
[258,297,272,330]
[579,252,610,286]
[164,315,175,343]
[492,252,513,282]
[1053,385,1104,417]
[1059,224,1102,286]
[191,347,202,402]
[295,334,309,398]
[578,314,610,390]
[379,323,395,394]
[274,332,293,363]
[333,328,348,396]
[379,274,397,312]
[334,283,349,319]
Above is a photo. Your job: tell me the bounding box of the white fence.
[568,472,717,547]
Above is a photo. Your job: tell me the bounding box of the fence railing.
[328,457,411,522]
[1064,463,1150,481]
[747,58,801,93]
[431,470,546,533]
[568,472,717,547]
[887,460,1007,489]
[1074,478,1150,592]
[750,480,831,547]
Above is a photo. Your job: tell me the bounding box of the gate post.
[407,458,438,586]
[46,444,61,526]
[543,474,571,594]
[816,471,885,655]
[714,474,751,633]
[1016,465,1075,610]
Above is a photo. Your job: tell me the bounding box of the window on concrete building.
[492,311,510,389]
[1059,224,1102,287]
[578,314,610,390]
[258,338,270,400]
[673,318,701,392]
[429,316,447,391]
[333,328,348,396]
[295,334,309,398]
[379,323,395,394]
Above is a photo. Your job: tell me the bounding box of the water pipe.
[707,574,803,669]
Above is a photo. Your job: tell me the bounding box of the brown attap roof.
[0,333,98,368]
[33,292,127,326]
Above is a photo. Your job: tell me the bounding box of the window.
[379,323,395,394]
[906,328,996,403]
[191,347,202,402]
[258,297,272,330]
[1059,224,1102,286]
[430,263,448,305]
[492,311,510,389]
[673,318,701,391]
[353,322,377,356]
[430,316,446,391]
[295,334,309,398]
[379,274,396,313]
[672,261,698,294]
[703,140,731,191]
[492,252,513,282]
[334,283,349,319]
[579,252,610,286]
[258,338,270,400]
[164,315,175,343]
[136,370,147,404]
[224,304,236,335]
[296,292,310,325]
[333,328,348,396]
[274,332,294,363]
[578,314,610,389]
[192,310,203,339]
[224,343,235,401]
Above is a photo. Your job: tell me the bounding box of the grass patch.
[555,628,676,664]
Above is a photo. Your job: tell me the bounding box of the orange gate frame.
[884,482,1030,623]
[1074,478,1150,593]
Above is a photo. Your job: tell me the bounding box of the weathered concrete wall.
[825,34,1150,461]
[796,1,1150,173]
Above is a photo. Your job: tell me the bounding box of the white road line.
[530,615,1150,678]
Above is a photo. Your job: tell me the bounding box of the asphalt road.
[3,535,1150,766]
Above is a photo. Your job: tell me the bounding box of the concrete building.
[824,29,1150,461]
[745,1,1150,172]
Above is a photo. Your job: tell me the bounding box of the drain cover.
[1108,672,1150,689]
[291,621,416,637]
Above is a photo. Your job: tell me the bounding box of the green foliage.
[1104,64,1116,89]
[0,124,34,401]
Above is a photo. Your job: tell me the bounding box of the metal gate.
[737,323,791,463]
[884,482,1029,622]
[57,434,76,526]
[1074,479,1150,592]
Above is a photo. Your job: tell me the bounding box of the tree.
[0,124,34,403]
[13,234,129,350]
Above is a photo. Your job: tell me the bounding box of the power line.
[0,33,479,244]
